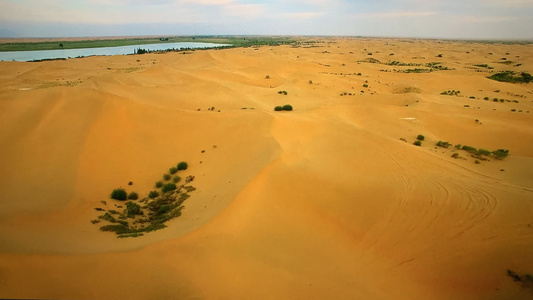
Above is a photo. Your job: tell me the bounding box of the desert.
[1,37,533,299]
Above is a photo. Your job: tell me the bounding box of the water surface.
[0,42,230,62]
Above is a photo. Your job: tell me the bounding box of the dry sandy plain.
[1,37,533,299]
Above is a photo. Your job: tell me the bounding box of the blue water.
[0,42,230,62]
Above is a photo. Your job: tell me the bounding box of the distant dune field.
[1,37,533,299]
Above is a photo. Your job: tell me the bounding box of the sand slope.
[1,38,533,299]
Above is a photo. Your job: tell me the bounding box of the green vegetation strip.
[0,36,300,52]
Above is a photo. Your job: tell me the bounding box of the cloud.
[281,12,323,19]
[482,0,533,7]
[222,3,267,18]
[354,11,438,19]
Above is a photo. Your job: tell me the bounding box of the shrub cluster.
[436,141,451,148]
[489,71,532,83]
[278,90,288,95]
[274,104,293,111]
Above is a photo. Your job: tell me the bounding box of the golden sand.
[1,38,533,299]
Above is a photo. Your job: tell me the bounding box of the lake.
[0,42,230,62]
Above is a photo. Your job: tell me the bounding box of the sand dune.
[1,38,533,299]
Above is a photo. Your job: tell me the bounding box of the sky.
[0,0,532,39]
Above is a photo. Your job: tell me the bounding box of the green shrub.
[282,104,293,111]
[363,84,368,88]
[169,167,178,174]
[278,90,288,95]
[162,183,177,193]
[177,161,188,170]
[127,192,138,200]
[416,134,425,141]
[155,181,163,188]
[414,140,422,146]
[484,97,489,100]
[111,188,127,201]
[492,149,509,160]
[274,106,283,111]
[163,174,171,181]
[173,176,181,183]
[436,141,451,148]
[476,149,491,157]
[148,190,159,199]
[462,145,477,153]
[158,204,171,214]
[125,201,142,218]
[455,144,462,149]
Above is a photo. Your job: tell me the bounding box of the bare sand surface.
[1,37,533,299]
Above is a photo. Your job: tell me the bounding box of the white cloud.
[281,12,323,19]
[354,11,438,19]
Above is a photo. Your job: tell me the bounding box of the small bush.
[282,104,293,111]
[484,97,489,100]
[451,153,459,159]
[125,201,142,218]
[363,84,368,88]
[148,190,159,199]
[161,183,177,193]
[163,174,171,181]
[155,181,163,188]
[274,106,283,111]
[278,90,288,95]
[416,134,425,141]
[177,161,188,170]
[475,160,480,164]
[414,140,422,146]
[127,192,138,200]
[455,144,462,149]
[462,145,477,153]
[308,80,313,84]
[169,167,178,174]
[492,149,509,160]
[476,149,491,157]
[265,75,270,79]
[436,141,451,148]
[111,188,127,201]
[173,176,181,183]
[158,205,171,214]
